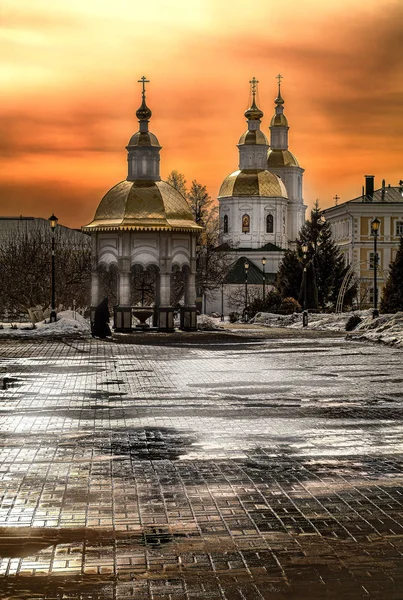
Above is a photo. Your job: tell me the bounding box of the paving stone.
[0,335,402,598]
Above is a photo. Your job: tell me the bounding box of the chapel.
[83,77,201,332]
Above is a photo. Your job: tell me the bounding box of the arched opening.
[223,214,228,234]
[171,264,185,307]
[266,214,274,233]
[98,263,118,308]
[242,214,250,233]
[131,264,158,306]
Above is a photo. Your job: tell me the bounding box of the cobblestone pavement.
[0,332,403,599]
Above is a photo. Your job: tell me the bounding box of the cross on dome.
[136,75,152,122]
[138,76,150,100]
[244,77,263,121]
[249,77,259,100]
[274,73,284,106]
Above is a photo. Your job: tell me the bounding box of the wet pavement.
[0,330,403,599]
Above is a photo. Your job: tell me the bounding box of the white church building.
[206,77,306,315]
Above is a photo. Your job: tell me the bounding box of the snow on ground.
[352,311,403,348]
[0,310,90,338]
[253,309,403,348]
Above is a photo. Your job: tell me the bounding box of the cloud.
[0,179,102,227]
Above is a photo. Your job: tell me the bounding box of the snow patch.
[0,310,90,338]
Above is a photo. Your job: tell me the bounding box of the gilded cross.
[138,76,150,99]
[249,77,259,99]
[333,194,340,206]
[276,74,283,85]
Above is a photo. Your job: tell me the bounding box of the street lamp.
[48,213,58,323]
[244,260,249,320]
[371,217,380,318]
[221,280,224,322]
[302,243,308,327]
[261,257,266,301]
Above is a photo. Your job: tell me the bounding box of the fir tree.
[276,249,303,301]
[299,201,356,309]
[380,237,403,313]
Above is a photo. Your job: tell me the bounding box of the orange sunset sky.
[1,0,402,228]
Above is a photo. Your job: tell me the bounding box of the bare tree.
[167,172,230,299]
[166,170,187,198]
[0,224,91,314]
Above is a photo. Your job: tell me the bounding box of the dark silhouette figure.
[92,297,112,338]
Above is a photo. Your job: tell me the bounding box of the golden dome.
[83,180,202,232]
[136,98,152,121]
[238,130,268,146]
[127,131,160,148]
[244,99,264,121]
[270,113,288,127]
[218,169,287,198]
[267,149,299,167]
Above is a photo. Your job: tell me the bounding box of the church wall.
[220,196,288,249]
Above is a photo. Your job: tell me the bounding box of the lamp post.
[371,217,380,318]
[48,213,58,323]
[221,281,224,321]
[244,260,249,321]
[261,257,266,301]
[302,243,308,327]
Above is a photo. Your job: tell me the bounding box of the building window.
[242,214,250,233]
[369,252,380,269]
[396,221,403,236]
[266,214,274,233]
[223,214,228,234]
[369,287,376,304]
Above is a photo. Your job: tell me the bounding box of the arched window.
[266,214,274,233]
[223,214,228,234]
[242,214,250,233]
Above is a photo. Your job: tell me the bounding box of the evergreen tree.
[299,201,356,309]
[380,237,403,313]
[276,249,303,301]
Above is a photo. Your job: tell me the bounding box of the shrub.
[229,311,240,323]
[345,314,362,331]
[280,297,301,315]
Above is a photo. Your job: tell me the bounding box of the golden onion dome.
[136,98,152,121]
[275,92,284,106]
[83,180,202,232]
[267,149,299,168]
[218,169,287,199]
[238,129,268,146]
[270,112,288,127]
[244,99,264,121]
[127,131,160,148]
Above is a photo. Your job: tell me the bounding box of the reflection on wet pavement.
[0,335,402,598]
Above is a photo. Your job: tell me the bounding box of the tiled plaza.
[0,330,403,599]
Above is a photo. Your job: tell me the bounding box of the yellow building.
[323,176,403,308]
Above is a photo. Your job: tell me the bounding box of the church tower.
[267,75,305,243]
[218,78,288,251]
[126,76,162,181]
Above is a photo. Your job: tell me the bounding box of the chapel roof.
[83,180,202,232]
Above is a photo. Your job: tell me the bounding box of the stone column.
[159,272,171,306]
[115,255,132,332]
[119,271,131,306]
[91,269,100,307]
[184,271,196,306]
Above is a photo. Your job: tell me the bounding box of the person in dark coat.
[92,297,112,338]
